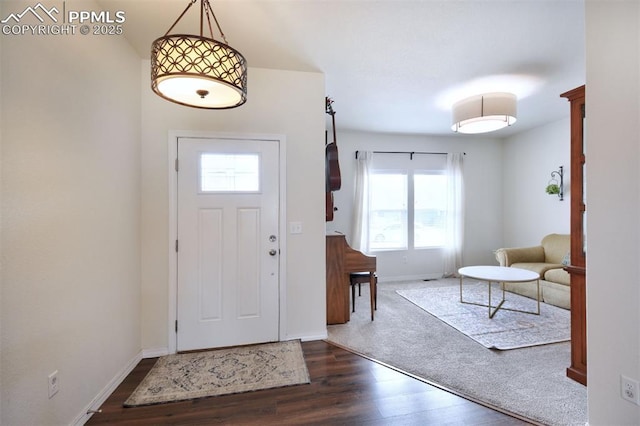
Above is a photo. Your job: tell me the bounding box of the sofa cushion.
[510,262,563,277]
[544,268,570,286]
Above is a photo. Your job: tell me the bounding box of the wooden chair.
[349,272,377,316]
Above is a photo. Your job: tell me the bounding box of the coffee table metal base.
[458,266,541,319]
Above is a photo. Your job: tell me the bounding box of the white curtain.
[351,151,373,253]
[443,152,465,277]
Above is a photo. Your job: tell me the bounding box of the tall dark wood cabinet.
[561,85,587,386]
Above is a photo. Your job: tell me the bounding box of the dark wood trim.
[561,84,587,386]
[563,265,586,275]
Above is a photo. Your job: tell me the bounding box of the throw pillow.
[561,251,571,266]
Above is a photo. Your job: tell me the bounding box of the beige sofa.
[494,233,571,309]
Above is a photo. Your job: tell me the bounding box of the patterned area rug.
[397,282,570,350]
[124,340,310,406]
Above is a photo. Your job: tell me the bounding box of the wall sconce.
[546,166,564,201]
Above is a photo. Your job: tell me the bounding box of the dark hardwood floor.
[87,340,533,425]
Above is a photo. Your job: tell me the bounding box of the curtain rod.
[355,150,466,160]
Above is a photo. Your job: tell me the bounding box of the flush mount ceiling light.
[451,92,517,134]
[151,0,247,109]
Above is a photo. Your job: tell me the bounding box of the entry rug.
[397,283,570,350]
[124,340,310,406]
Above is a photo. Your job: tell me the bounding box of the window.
[199,153,260,192]
[370,173,408,250]
[369,165,447,250]
[414,173,447,248]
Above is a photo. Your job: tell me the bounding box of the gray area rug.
[124,340,310,406]
[397,282,570,350]
[327,279,587,426]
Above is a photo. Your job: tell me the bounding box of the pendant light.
[151,0,247,109]
[451,92,517,134]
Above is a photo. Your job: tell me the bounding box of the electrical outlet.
[620,375,639,404]
[48,370,59,398]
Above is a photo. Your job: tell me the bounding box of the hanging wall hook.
[547,165,564,201]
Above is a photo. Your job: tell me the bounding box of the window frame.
[368,161,447,252]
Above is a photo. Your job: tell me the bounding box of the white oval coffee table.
[458,265,541,318]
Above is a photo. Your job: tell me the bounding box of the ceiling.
[99,0,585,137]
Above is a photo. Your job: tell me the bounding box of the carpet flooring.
[327,279,587,426]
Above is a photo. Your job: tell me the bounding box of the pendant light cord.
[204,1,228,44]
[163,0,228,44]
[164,0,196,36]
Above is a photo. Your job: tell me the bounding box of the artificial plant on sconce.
[546,166,564,200]
[545,183,560,195]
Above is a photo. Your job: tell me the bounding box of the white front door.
[176,137,280,351]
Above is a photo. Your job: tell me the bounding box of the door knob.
[269,249,277,256]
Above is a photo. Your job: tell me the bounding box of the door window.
[199,153,260,192]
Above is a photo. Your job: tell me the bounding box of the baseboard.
[72,350,143,426]
[142,346,170,358]
[378,273,443,282]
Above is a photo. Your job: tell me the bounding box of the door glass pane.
[200,153,260,192]
[369,173,408,250]
[414,173,447,247]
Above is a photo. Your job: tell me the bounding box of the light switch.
[290,222,303,234]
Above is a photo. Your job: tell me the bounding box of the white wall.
[586,1,640,424]
[326,130,504,279]
[1,1,637,424]
[502,118,571,247]
[0,1,142,424]
[140,64,327,350]
[0,3,4,423]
